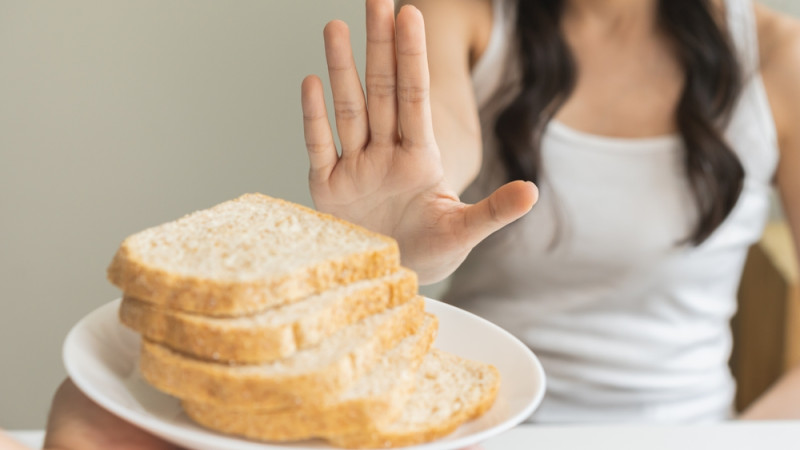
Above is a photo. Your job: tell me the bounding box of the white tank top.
[443,0,779,423]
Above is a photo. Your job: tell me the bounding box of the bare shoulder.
[398,0,493,68]
[755,3,800,146]
[755,3,800,69]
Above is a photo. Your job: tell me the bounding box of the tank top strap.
[725,0,760,77]
[471,0,518,107]
[724,0,780,156]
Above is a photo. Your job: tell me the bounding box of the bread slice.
[181,314,438,442]
[107,193,399,316]
[327,350,500,449]
[120,268,417,363]
[139,297,426,408]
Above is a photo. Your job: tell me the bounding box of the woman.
[301,0,800,422]
[38,0,800,448]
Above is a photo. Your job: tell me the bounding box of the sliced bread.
[108,193,399,316]
[181,313,438,442]
[120,268,417,363]
[327,350,500,449]
[139,297,427,409]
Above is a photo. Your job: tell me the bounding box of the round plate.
[64,298,545,450]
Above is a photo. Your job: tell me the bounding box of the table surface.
[8,422,800,450]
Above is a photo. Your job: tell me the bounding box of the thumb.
[459,180,538,247]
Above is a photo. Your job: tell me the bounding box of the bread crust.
[120,268,418,363]
[109,193,501,448]
[181,315,438,442]
[327,354,501,449]
[139,299,427,409]
[107,194,400,316]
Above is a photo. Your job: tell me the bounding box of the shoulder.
[755,2,800,72]
[754,3,800,146]
[398,0,493,69]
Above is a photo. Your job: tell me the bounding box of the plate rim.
[63,298,546,450]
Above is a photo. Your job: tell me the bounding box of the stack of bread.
[107,193,499,448]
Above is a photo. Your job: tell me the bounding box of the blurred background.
[1,0,799,430]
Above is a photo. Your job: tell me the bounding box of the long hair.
[494,0,744,245]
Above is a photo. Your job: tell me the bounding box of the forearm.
[431,96,483,194]
[739,364,800,419]
[44,379,179,450]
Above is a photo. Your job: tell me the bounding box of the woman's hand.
[302,0,537,284]
[43,378,180,450]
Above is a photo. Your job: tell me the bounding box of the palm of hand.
[311,138,448,232]
[319,148,481,283]
[302,0,537,284]
[311,138,471,281]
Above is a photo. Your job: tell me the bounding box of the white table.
[8,422,800,449]
[5,431,42,448]
[485,422,800,449]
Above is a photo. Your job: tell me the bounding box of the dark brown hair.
[494,0,743,244]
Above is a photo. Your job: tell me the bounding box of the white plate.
[64,298,545,450]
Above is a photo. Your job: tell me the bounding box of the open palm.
[301,0,537,284]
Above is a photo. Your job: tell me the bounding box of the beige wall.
[1,0,798,430]
[0,0,367,429]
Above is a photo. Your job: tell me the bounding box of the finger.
[460,180,539,247]
[395,5,435,147]
[365,0,398,145]
[324,20,369,156]
[301,75,338,184]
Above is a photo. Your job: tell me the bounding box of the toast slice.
[140,298,427,409]
[108,193,399,316]
[181,314,438,442]
[120,268,417,363]
[327,350,500,449]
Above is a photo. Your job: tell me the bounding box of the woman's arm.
[43,379,180,449]
[740,5,800,420]
[396,0,489,194]
[739,366,800,419]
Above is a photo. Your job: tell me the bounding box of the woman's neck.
[563,0,660,39]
